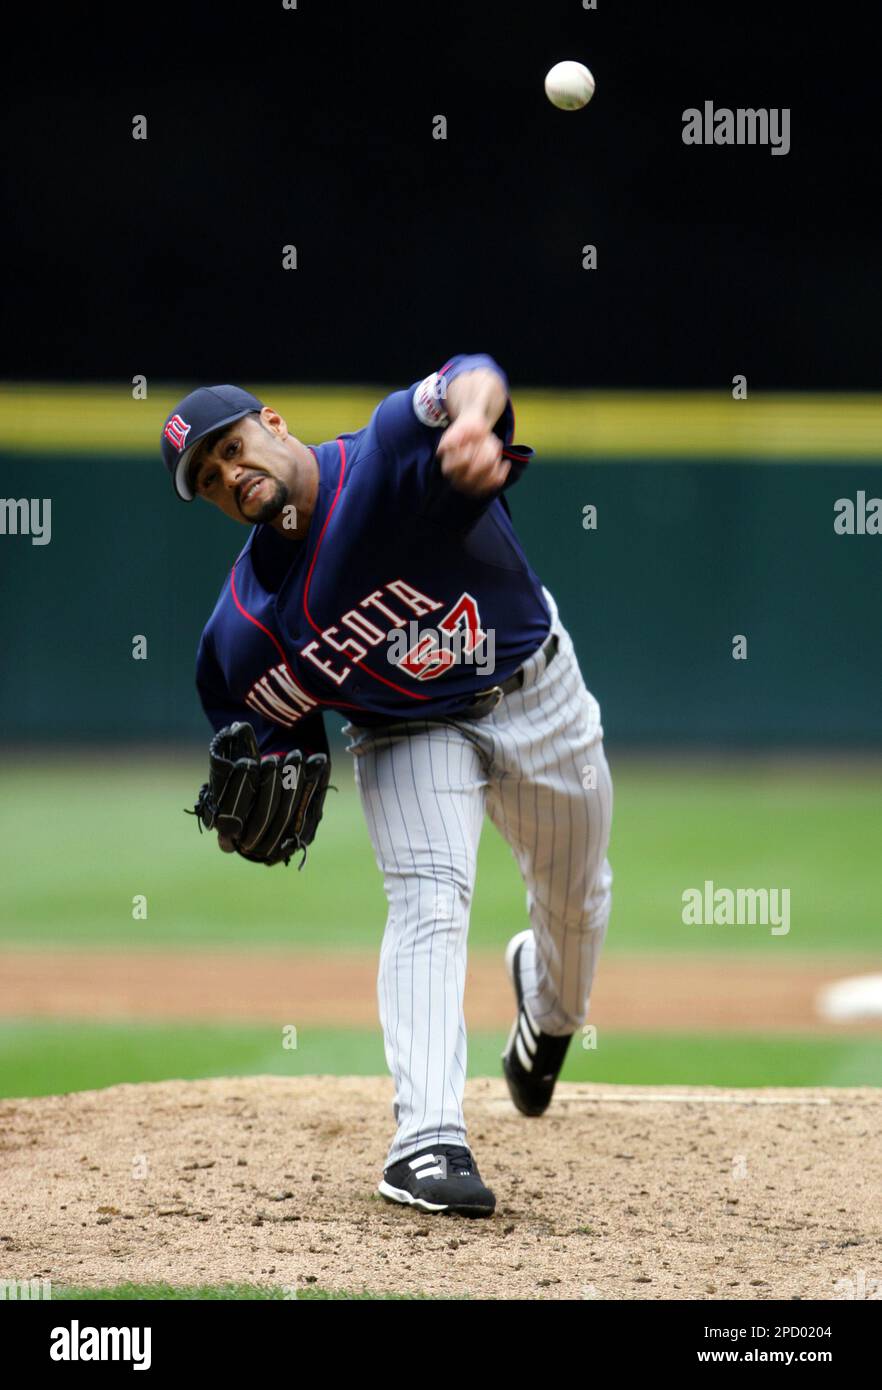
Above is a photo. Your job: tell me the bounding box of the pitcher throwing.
[161,353,613,1218]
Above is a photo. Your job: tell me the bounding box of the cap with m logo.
[160,384,264,501]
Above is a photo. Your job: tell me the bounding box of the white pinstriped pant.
[344,590,613,1167]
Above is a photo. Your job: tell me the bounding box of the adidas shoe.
[378,1144,496,1217]
[502,929,573,1116]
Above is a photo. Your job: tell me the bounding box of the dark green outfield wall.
[2,454,880,746]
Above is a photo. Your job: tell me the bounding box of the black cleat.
[378,1144,496,1217]
[502,930,574,1117]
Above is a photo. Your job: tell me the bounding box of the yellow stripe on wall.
[1,383,882,459]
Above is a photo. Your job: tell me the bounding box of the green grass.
[3,756,879,1097]
[2,1020,880,1098]
[0,1021,388,1097]
[50,1282,432,1301]
[1,755,880,953]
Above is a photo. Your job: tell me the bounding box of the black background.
[3,0,878,388]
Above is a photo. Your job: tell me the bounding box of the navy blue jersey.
[196,354,552,756]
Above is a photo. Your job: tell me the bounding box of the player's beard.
[239,476,288,524]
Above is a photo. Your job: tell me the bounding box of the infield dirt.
[3,950,881,1032]
[1,1076,879,1300]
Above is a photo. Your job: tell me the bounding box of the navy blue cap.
[160,385,264,501]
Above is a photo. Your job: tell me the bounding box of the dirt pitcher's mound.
[1,1077,879,1301]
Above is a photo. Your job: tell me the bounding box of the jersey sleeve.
[195,632,329,760]
[371,352,533,534]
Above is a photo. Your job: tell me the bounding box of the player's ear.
[259,406,288,439]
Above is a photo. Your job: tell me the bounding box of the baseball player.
[161,354,613,1218]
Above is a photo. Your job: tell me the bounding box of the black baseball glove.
[189,722,331,867]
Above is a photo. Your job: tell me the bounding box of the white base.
[816,974,882,1022]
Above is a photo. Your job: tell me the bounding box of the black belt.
[451,630,559,720]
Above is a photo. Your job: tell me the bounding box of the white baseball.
[544,60,595,111]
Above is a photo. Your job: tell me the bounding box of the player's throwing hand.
[437,408,510,495]
[436,364,512,496]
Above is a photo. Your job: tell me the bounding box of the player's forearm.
[444,368,507,429]
[436,366,511,496]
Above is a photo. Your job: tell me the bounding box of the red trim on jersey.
[301,439,346,635]
[302,438,431,704]
[229,557,361,713]
[230,563,292,669]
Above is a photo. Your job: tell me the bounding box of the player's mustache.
[235,472,272,510]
